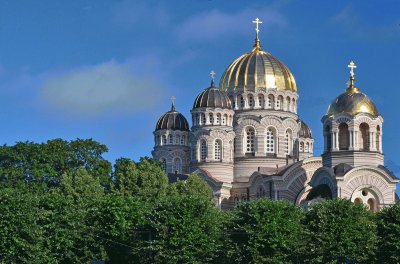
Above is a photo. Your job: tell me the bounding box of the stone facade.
[152,30,398,211]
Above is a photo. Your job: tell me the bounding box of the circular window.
[362,190,368,196]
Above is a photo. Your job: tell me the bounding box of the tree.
[226,198,305,264]
[304,199,377,263]
[113,157,168,200]
[144,195,223,264]
[168,173,213,200]
[0,139,112,188]
[376,203,400,264]
[88,194,147,263]
[0,185,45,263]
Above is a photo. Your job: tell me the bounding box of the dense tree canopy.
[226,199,306,264]
[0,139,398,263]
[304,199,377,264]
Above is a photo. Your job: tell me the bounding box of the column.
[370,132,376,151]
[354,131,359,150]
[234,96,238,110]
[349,130,354,150]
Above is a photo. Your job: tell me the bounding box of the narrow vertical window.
[162,135,167,145]
[175,135,180,145]
[173,158,182,174]
[299,142,304,152]
[285,130,292,155]
[168,135,173,144]
[268,95,274,109]
[248,95,254,108]
[209,113,214,125]
[240,96,245,108]
[216,114,221,125]
[245,127,255,153]
[161,158,167,172]
[214,139,222,161]
[265,128,275,153]
[180,135,185,145]
[200,140,207,161]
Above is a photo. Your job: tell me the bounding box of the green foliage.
[304,199,377,263]
[0,138,111,188]
[376,203,400,264]
[168,173,213,200]
[113,157,168,200]
[88,194,147,263]
[145,195,223,264]
[0,185,45,263]
[226,198,305,264]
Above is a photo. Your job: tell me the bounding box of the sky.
[0,0,399,180]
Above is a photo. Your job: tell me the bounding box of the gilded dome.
[326,79,379,118]
[193,80,232,109]
[156,104,189,131]
[219,41,296,93]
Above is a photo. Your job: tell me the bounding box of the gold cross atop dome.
[252,17,263,50]
[348,61,357,77]
[210,70,216,81]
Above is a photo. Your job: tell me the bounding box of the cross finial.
[171,96,176,111]
[252,17,262,35]
[252,17,263,49]
[348,60,357,77]
[210,70,216,81]
[210,70,216,87]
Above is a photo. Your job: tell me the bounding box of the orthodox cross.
[348,61,357,77]
[210,70,216,81]
[252,17,263,35]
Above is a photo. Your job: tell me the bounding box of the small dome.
[219,40,296,93]
[299,120,312,139]
[156,104,189,131]
[193,80,232,109]
[326,85,379,118]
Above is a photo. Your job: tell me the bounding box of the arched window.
[180,135,185,145]
[354,198,363,205]
[173,158,182,174]
[160,158,167,172]
[376,125,381,151]
[195,114,200,125]
[305,142,309,153]
[216,113,221,125]
[292,98,296,112]
[162,135,167,145]
[222,114,227,125]
[359,123,370,150]
[209,113,214,125]
[258,94,264,107]
[267,95,274,109]
[175,135,180,145]
[248,95,254,108]
[325,126,331,151]
[299,142,304,152]
[214,139,222,161]
[200,140,207,161]
[338,123,350,150]
[245,127,255,153]
[286,96,291,111]
[265,128,275,154]
[285,130,292,155]
[201,113,206,125]
[240,96,245,108]
[367,198,376,212]
[276,96,283,110]
[156,135,160,146]
[168,135,173,144]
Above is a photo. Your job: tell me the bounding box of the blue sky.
[0,0,399,180]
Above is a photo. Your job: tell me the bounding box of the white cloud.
[175,7,288,43]
[40,60,164,117]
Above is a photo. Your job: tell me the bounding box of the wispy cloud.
[331,5,400,42]
[175,7,288,43]
[40,60,164,117]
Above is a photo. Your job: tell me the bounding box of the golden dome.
[326,77,379,118]
[219,40,297,93]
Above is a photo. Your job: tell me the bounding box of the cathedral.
[151,18,399,210]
